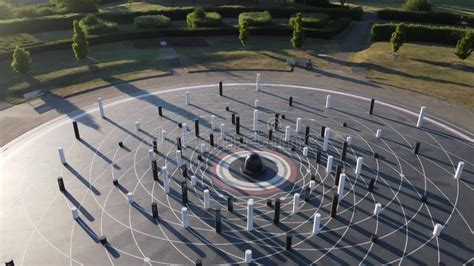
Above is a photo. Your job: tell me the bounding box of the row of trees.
[11,19,88,74]
[239,12,304,49]
[390,24,473,61]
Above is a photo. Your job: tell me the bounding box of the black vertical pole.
[152,201,159,219]
[219,81,223,96]
[414,142,420,154]
[231,113,235,125]
[235,117,240,135]
[335,164,342,186]
[72,121,80,140]
[274,113,279,129]
[194,119,199,137]
[368,178,375,192]
[195,259,202,266]
[274,198,281,224]
[321,125,326,138]
[152,160,158,181]
[369,99,375,115]
[215,208,222,233]
[269,129,273,141]
[331,194,339,218]
[57,177,65,193]
[289,97,293,106]
[210,133,214,146]
[177,137,182,151]
[304,186,311,202]
[158,106,163,116]
[153,140,158,153]
[316,151,321,164]
[181,181,188,205]
[304,126,310,145]
[341,141,348,161]
[227,196,233,212]
[286,234,292,250]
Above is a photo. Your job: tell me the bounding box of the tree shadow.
[410,58,474,73]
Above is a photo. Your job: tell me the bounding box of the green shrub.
[79,14,118,35]
[377,9,461,25]
[11,45,31,74]
[134,15,170,29]
[455,31,473,60]
[291,13,304,48]
[186,7,222,29]
[239,11,272,26]
[239,20,249,46]
[289,13,329,28]
[72,19,88,60]
[14,5,57,18]
[0,2,14,20]
[390,24,405,52]
[371,23,468,45]
[403,0,431,11]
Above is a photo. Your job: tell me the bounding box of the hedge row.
[371,23,471,45]
[0,13,82,35]
[377,9,474,27]
[0,17,351,60]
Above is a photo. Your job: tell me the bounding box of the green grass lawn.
[0,41,168,104]
[348,42,474,108]
[175,36,336,72]
[336,0,474,14]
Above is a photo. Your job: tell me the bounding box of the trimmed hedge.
[289,13,329,28]
[0,17,351,60]
[79,14,118,35]
[134,15,170,29]
[371,23,471,45]
[186,9,222,28]
[239,11,272,26]
[0,13,82,35]
[377,9,466,25]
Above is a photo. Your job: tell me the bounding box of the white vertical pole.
[176,150,182,167]
[296,117,302,133]
[255,100,259,108]
[292,193,300,214]
[203,189,210,209]
[337,173,346,202]
[285,126,291,142]
[322,128,330,151]
[454,161,464,179]
[376,129,382,138]
[246,198,254,231]
[433,223,443,237]
[135,121,140,131]
[256,73,260,91]
[253,131,258,142]
[210,115,216,130]
[253,109,259,131]
[346,136,352,145]
[326,155,333,173]
[182,123,188,147]
[355,157,363,176]
[312,213,321,234]
[148,149,155,162]
[309,180,316,192]
[220,123,225,139]
[161,130,166,142]
[185,91,190,105]
[98,98,105,117]
[374,203,382,216]
[245,250,252,263]
[162,166,169,194]
[303,147,308,157]
[325,95,332,109]
[200,142,206,153]
[58,147,66,165]
[127,192,134,204]
[416,106,426,128]
[71,207,79,219]
[182,207,189,228]
[191,175,197,187]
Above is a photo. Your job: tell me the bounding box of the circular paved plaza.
[1,80,473,265]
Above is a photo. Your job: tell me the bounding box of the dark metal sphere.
[242,152,265,176]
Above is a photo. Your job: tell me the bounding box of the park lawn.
[0,41,168,104]
[348,42,474,108]
[177,36,333,72]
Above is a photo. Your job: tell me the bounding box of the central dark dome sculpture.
[241,152,265,176]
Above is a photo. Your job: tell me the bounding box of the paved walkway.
[1,69,473,149]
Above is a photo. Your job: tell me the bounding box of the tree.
[390,24,406,53]
[71,20,89,60]
[239,20,249,47]
[403,0,431,11]
[290,13,304,49]
[455,31,473,60]
[11,46,32,74]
